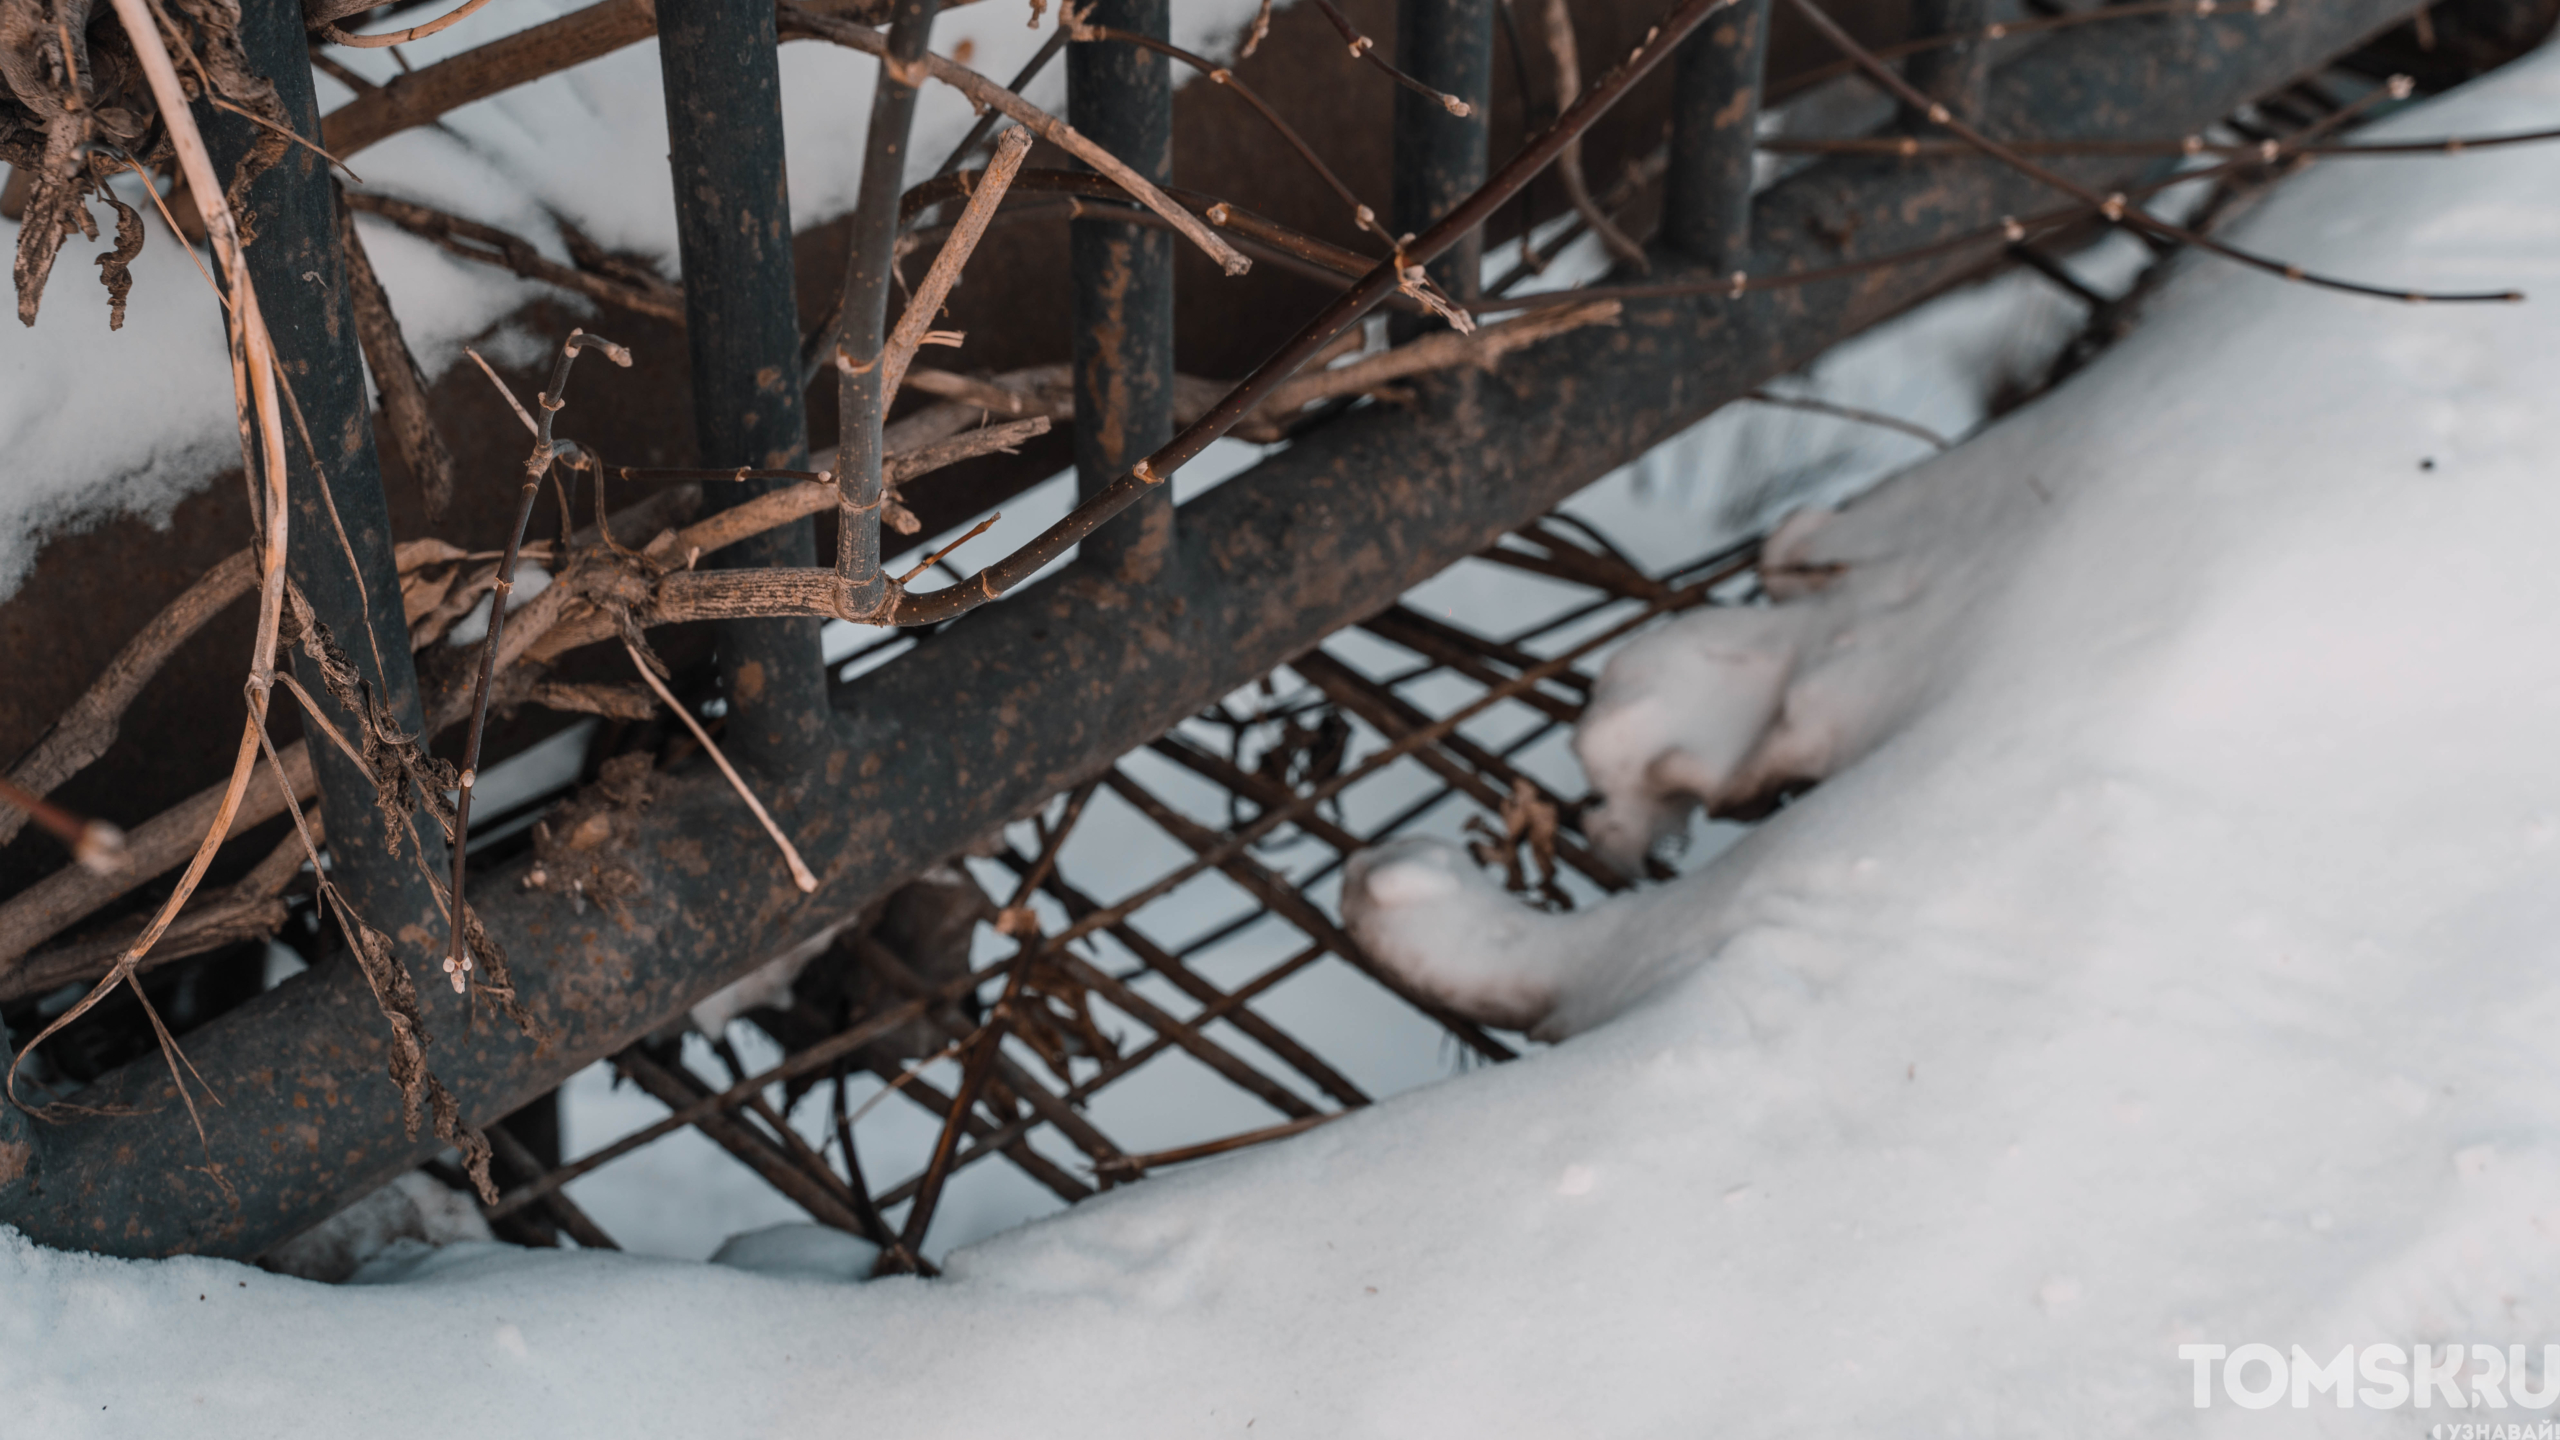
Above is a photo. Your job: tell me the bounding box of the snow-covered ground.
[15,25,2560,1440]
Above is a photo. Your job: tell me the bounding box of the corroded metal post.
[1068,0,1176,584]
[658,0,828,769]
[201,0,444,971]
[1393,0,1494,318]
[1664,0,1770,271]
[1906,0,1989,122]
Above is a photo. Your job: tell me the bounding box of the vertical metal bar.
[1906,0,1990,122]
[1068,1,1175,584]
[1663,0,1769,271]
[657,0,828,768]
[1392,0,1494,320]
[203,0,443,957]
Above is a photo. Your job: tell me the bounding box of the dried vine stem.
[1237,299,1622,437]
[0,813,312,1006]
[322,0,657,156]
[1307,0,1473,116]
[607,0,1727,632]
[898,167,1379,284]
[250,714,497,1201]
[0,547,258,848]
[778,4,1250,276]
[1771,0,2276,103]
[1784,0,2518,304]
[621,642,817,893]
[876,0,1739,626]
[829,0,945,617]
[1541,0,1647,271]
[1491,100,2471,314]
[10,0,298,1137]
[0,746,314,972]
[932,14,1065,175]
[446,329,631,995]
[318,0,999,157]
[319,0,499,48]
[56,25,275,922]
[882,125,1033,409]
[1485,141,1664,296]
[337,194,460,520]
[343,190,685,322]
[1763,75,2421,162]
[1067,18,1385,245]
[436,414,1046,688]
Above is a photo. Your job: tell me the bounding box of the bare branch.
[1541,0,1647,271]
[1782,0,2520,304]
[319,0,500,48]
[343,190,685,323]
[1308,0,1474,116]
[778,3,1252,277]
[622,642,818,893]
[883,126,1033,407]
[0,548,258,849]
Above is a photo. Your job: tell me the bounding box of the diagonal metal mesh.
[477,507,1767,1263]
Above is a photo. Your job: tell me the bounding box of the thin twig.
[1771,0,2274,103]
[1070,19,1388,245]
[882,126,1034,408]
[0,548,259,848]
[779,4,1251,276]
[17,0,302,1146]
[465,347,542,433]
[1542,0,1647,271]
[894,514,1002,585]
[1782,0,2518,304]
[448,331,634,993]
[1092,1111,1341,1177]
[880,0,1735,626]
[932,20,1066,176]
[621,642,818,893]
[828,0,947,616]
[1308,0,1475,116]
[1742,389,1951,449]
[321,0,500,47]
[347,191,686,323]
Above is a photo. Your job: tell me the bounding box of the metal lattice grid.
[470,503,1763,1264]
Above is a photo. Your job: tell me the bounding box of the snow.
[14,31,2560,1440]
[260,1173,495,1284]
